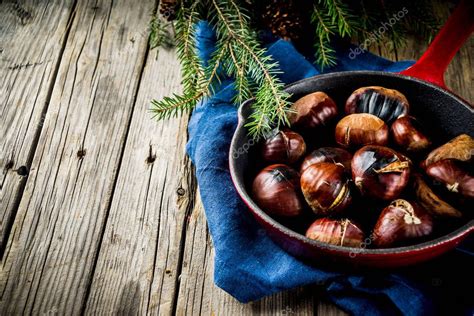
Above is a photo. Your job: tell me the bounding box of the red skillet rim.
[229,70,474,256]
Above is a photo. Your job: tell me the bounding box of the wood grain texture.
[0,0,154,313]
[84,46,196,314]
[0,0,75,250]
[436,2,474,104]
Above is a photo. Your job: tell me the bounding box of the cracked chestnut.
[300,162,353,215]
[252,164,305,217]
[306,218,364,247]
[261,129,306,164]
[335,113,389,148]
[425,159,474,199]
[373,199,433,247]
[352,145,411,200]
[412,173,462,218]
[288,91,339,131]
[423,134,474,168]
[345,86,409,124]
[391,116,431,154]
[300,147,352,173]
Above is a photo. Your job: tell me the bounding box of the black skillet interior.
[234,71,474,242]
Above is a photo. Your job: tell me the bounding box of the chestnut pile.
[252,87,474,249]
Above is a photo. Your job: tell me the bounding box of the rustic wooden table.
[1,1,472,315]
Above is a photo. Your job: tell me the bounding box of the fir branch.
[322,0,356,37]
[151,1,205,119]
[210,0,290,138]
[227,42,252,103]
[151,0,290,139]
[151,92,203,120]
[229,0,246,32]
[176,1,204,94]
[149,16,174,49]
[311,6,337,69]
[202,41,229,95]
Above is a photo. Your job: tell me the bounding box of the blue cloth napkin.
[186,22,474,316]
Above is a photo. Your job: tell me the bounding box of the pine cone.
[259,0,312,41]
[159,0,178,21]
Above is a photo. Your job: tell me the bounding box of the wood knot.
[9,3,33,25]
[5,160,14,170]
[16,166,29,177]
[146,145,156,164]
[146,155,156,164]
[77,149,86,159]
[176,187,185,196]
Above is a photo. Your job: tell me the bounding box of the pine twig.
[312,6,337,69]
[211,0,291,138]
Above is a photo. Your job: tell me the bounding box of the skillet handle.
[399,0,474,88]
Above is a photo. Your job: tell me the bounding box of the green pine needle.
[149,16,174,49]
[152,0,291,140]
[312,6,338,69]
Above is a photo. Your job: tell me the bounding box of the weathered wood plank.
[84,45,196,314]
[0,0,155,314]
[0,0,75,250]
[436,2,474,104]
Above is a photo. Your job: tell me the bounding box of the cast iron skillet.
[229,0,474,267]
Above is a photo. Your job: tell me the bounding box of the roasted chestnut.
[352,145,411,200]
[306,218,364,247]
[423,134,474,168]
[288,91,339,130]
[391,116,431,154]
[300,147,352,173]
[412,173,462,218]
[345,86,409,124]
[261,129,306,164]
[373,199,433,247]
[335,113,389,148]
[252,164,305,217]
[425,159,474,199]
[300,162,353,215]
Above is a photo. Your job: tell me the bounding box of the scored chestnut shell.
[306,218,364,247]
[423,134,474,168]
[412,173,462,218]
[261,129,306,164]
[335,113,389,148]
[288,91,339,131]
[300,162,353,215]
[300,147,352,173]
[352,145,411,200]
[391,116,431,154]
[425,159,474,199]
[252,164,305,217]
[373,199,433,248]
[345,86,409,124]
